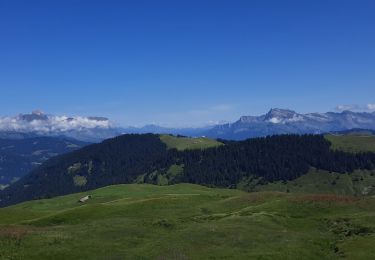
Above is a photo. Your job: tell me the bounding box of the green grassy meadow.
[1,183,375,259]
[161,133,375,153]
[325,134,375,153]
[160,135,223,151]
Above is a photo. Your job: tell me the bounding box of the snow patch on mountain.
[269,117,281,124]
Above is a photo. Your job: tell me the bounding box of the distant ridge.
[203,109,375,140]
[329,128,375,136]
[1,109,375,141]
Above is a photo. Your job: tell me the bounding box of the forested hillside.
[1,134,375,207]
[180,135,375,186]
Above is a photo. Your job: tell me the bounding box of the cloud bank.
[336,104,375,112]
[366,104,375,111]
[0,111,113,134]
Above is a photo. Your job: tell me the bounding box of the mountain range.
[204,108,375,140]
[1,109,375,141]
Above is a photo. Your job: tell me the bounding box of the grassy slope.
[160,134,223,151]
[249,169,375,196]
[325,134,375,153]
[1,184,375,259]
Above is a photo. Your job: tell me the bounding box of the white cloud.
[335,104,375,113]
[335,104,359,112]
[0,112,113,133]
[366,104,375,111]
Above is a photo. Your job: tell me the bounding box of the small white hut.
[78,195,91,203]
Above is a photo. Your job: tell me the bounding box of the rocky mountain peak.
[19,111,48,122]
[264,108,299,123]
[239,116,260,123]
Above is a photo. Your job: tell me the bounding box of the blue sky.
[0,0,374,127]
